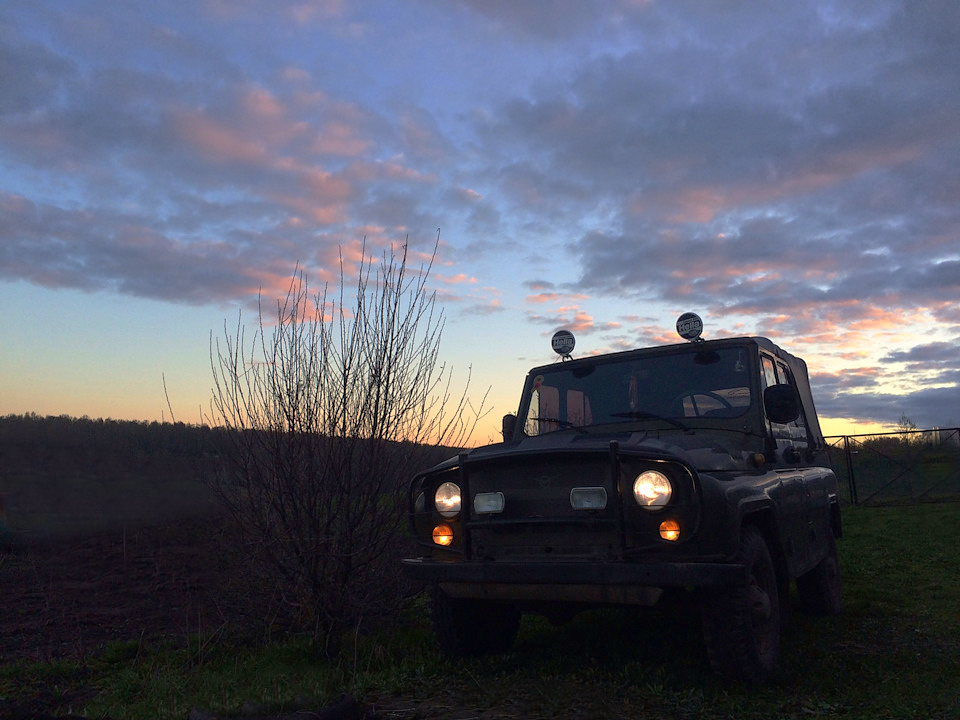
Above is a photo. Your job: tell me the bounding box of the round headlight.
[435,481,462,518]
[633,470,672,509]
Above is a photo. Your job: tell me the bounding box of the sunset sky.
[2,0,958,443]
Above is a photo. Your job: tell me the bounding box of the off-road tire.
[797,534,843,615]
[430,584,521,656]
[701,526,781,683]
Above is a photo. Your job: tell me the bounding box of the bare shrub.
[208,240,486,656]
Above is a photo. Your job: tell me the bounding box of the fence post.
[843,435,858,505]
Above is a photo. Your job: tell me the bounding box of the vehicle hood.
[430,429,756,475]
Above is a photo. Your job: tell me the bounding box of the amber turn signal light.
[659,519,681,541]
[432,524,454,546]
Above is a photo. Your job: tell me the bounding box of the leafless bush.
[208,240,486,656]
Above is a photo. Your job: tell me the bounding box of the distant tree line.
[0,414,233,536]
[0,413,455,538]
[0,412,231,460]
[0,412,454,480]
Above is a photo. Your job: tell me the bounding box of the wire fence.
[824,428,960,506]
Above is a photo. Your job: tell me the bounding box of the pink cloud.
[569,311,595,333]
[527,292,561,303]
[435,288,464,303]
[836,350,871,361]
[408,249,455,267]
[298,167,353,200]
[344,160,436,184]
[178,114,266,164]
[462,297,504,316]
[177,100,361,228]
[739,303,944,367]
[847,307,922,332]
[456,187,483,202]
[435,273,479,285]
[527,306,598,334]
[434,282,506,316]
[242,87,286,119]
[525,291,589,304]
[311,122,373,157]
[635,142,929,224]
[381,162,436,183]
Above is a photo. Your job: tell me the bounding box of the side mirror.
[502,413,517,442]
[764,384,800,424]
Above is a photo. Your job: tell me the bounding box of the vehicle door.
[776,359,831,569]
[760,353,808,573]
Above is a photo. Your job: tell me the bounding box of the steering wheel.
[669,390,734,416]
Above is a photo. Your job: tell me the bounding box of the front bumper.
[401,558,747,588]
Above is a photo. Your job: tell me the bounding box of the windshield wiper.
[609,410,691,433]
[667,424,768,442]
[529,417,588,434]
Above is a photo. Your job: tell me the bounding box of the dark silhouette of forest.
[0,413,454,541]
[0,413,228,539]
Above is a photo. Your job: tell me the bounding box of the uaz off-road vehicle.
[402,317,842,681]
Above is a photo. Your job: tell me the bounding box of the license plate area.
[470,522,618,561]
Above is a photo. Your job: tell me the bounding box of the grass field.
[2,503,959,719]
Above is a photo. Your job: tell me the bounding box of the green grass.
[3,503,959,719]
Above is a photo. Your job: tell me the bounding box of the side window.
[567,389,593,426]
[760,355,778,389]
[524,389,540,435]
[525,385,560,435]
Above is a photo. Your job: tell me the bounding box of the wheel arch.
[738,501,790,587]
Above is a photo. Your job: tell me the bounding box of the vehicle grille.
[465,453,619,561]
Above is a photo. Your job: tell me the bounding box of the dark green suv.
[403,335,842,681]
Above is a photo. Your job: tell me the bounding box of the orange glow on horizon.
[819,416,894,438]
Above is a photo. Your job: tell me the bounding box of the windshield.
[522,346,753,436]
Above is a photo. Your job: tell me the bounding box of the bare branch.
[207,238,487,656]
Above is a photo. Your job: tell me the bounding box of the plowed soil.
[1,518,252,663]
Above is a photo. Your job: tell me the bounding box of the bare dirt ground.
[0,518,247,664]
[0,521,435,720]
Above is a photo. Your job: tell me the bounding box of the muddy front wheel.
[701,526,781,682]
[797,534,843,615]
